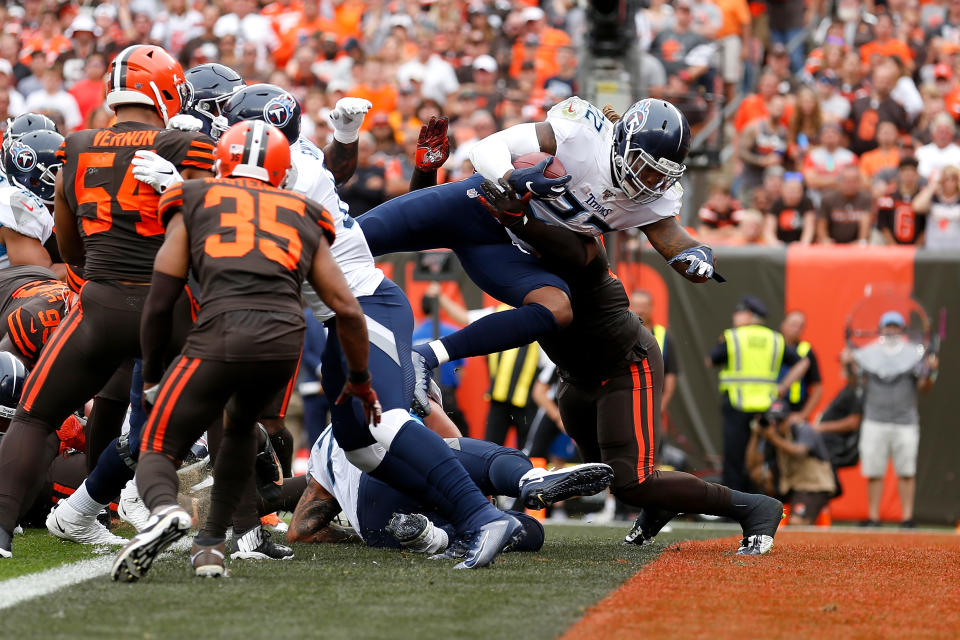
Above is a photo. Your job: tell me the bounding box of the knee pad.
[370,408,413,450]
[344,443,387,473]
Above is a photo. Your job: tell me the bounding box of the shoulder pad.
[0,187,51,240]
[548,96,595,121]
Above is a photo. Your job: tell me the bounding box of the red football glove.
[336,371,383,426]
[414,116,450,171]
[477,178,531,228]
[57,413,87,454]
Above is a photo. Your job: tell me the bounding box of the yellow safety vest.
[788,340,811,404]
[652,324,666,356]
[718,325,785,412]
[486,304,540,407]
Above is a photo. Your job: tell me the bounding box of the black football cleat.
[518,463,614,510]
[230,526,293,560]
[624,509,678,546]
[410,350,433,417]
[454,514,522,570]
[734,494,783,556]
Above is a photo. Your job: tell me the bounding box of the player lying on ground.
[476,177,788,556]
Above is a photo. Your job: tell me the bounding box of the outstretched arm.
[286,477,359,544]
[324,97,373,184]
[644,216,717,283]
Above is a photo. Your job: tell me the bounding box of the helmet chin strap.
[150,81,171,127]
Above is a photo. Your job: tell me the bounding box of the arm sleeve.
[468,122,542,181]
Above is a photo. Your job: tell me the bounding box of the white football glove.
[329,97,373,144]
[167,114,203,132]
[132,150,183,194]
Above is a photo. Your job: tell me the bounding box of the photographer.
[756,399,836,525]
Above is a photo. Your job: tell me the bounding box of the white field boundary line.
[0,538,191,611]
[544,519,958,536]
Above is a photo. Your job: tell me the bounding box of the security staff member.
[779,310,822,422]
[630,290,680,421]
[709,295,809,491]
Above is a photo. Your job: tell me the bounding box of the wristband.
[334,129,359,144]
[348,370,371,384]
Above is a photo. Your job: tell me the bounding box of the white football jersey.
[289,137,383,320]
[0,184,54,269]
[307,425,371,539]
[525,96,682,237]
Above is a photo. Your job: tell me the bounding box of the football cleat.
[429,536,470,561]
[260,513,288,534]
[46,501,126,546]
[454,514,522,570]
[112,505,192,582]
[518,463,615,510]
[191,539,227,578]
[0,526,11,558]
[623,508,677,546]
[410,350,433,417]
[736,535,775,556]
[230,526,293,560]
[386,513,449,554]
[117,480,152,532]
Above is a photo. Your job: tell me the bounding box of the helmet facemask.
[611,133,685,205]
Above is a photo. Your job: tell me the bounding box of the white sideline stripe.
[0,538,192,611]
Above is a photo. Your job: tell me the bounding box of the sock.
[381,421,502,532]
[0,417,55,533]
[437,303,558,362]
[616,470,735,518]
[84,397,128,474]
[135,452,180,511]
[64,481,108,517]
[490,455,534,496]
[269,427,294,477]
[200,425,257,540]
[84,437,135,505]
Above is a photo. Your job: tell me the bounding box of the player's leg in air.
[561,327,784,556]
[358,175,573,373]
[320,278,524,569]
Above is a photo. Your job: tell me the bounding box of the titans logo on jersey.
[532,96,682,237]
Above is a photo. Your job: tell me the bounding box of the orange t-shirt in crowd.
[859,147,901,179]
[19,33,72,65]
[859,39,914,65]
[263,0,303,35]
[508,27,571,83]
[274,15,340,67]
[734,93,794,132]
[334,0,364,38]
[388,113,422,144]
[714,0,751,39]
[350,83,398,128]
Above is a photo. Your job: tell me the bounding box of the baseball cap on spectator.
[473,55,498,74]
[736,295,768,318]
[880,311,906,328]
[935,63,952,80]
[388,14,414,32]
[522,6,545,22]
[66,13,102,37]
[770,43,789,57]
[94,3,116,19]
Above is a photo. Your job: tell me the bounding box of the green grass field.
[2,522,733,640]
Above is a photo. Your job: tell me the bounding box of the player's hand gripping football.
[478,178,530,229]
[132,150,183,194]
[329,97,374,144]
[414,116,450,171]
[667,245,726,283]
[337,370,383,426]
[507,156,571,199]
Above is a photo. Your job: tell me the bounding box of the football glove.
[666,245,726,282]
[329,97,374,144]
[167,114,203,132]
[478,178,530,228]
[507,156,571,199]
[132,150,183,194]
[142,383,160,411]
[336,370,382,425]
[415,116,450,171]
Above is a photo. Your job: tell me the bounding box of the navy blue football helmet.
[0,351,27,419]
[218,84,301,144]
[2,113,59,162]
[611,98,689,204]
[183,63,245,139]
[4,129,65,204]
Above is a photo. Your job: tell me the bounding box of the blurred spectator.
[151,0,204,57]
[0,35,29,84]
[860,13,914,72]
[734,70,780,133]
[802,122,858,200]
[767,174,816,245]
[697,176,745,242]
[448,109,497,171]
[876,158,926,246]
[779,311,822,423]
[767,43,800,95]
[214,0,278,67]
[369,112,401,158]
[17,51,47,98]
[629,290,679,421]
[24,64,81,131]
[852,312,938,527]
[787,86,822,168]
[916,112,960,179]
[60,14,102,87]
[815,75,851,124]
[737,93,788,198]
[751,164,784,213]
[816,165,872,244]
[767,0,807,72]
[859,120,902,182]
[649,0,715,88]
[730,208,779,246]
[340,132,386,218]
[469,55,506,112]
[0,88,12,124]
[507,6,571,84]
[914,165,960,250]
[0,61,25,117]
[399,35,459,107]
[847,60,908,156]
[542,46,578,101]
[416,282,468,434]
[19,11,71,68]
[179,6,222,68]
[68,54,107,125]
[711,0,751,99]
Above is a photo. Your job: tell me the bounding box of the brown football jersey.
[0,265,74,365]
[57,122,215,283]
[157,177,335,324]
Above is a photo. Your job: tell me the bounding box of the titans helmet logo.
[263,94,296,129]
[10,142,36,172]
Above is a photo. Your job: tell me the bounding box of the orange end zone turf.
[562,532,960,640]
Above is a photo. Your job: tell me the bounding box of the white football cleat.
[112,504,192,582]
[117,480,151,532]
[736,534,775,556]
[46,501,126,546]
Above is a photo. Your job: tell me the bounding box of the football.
[512,152,567,178]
